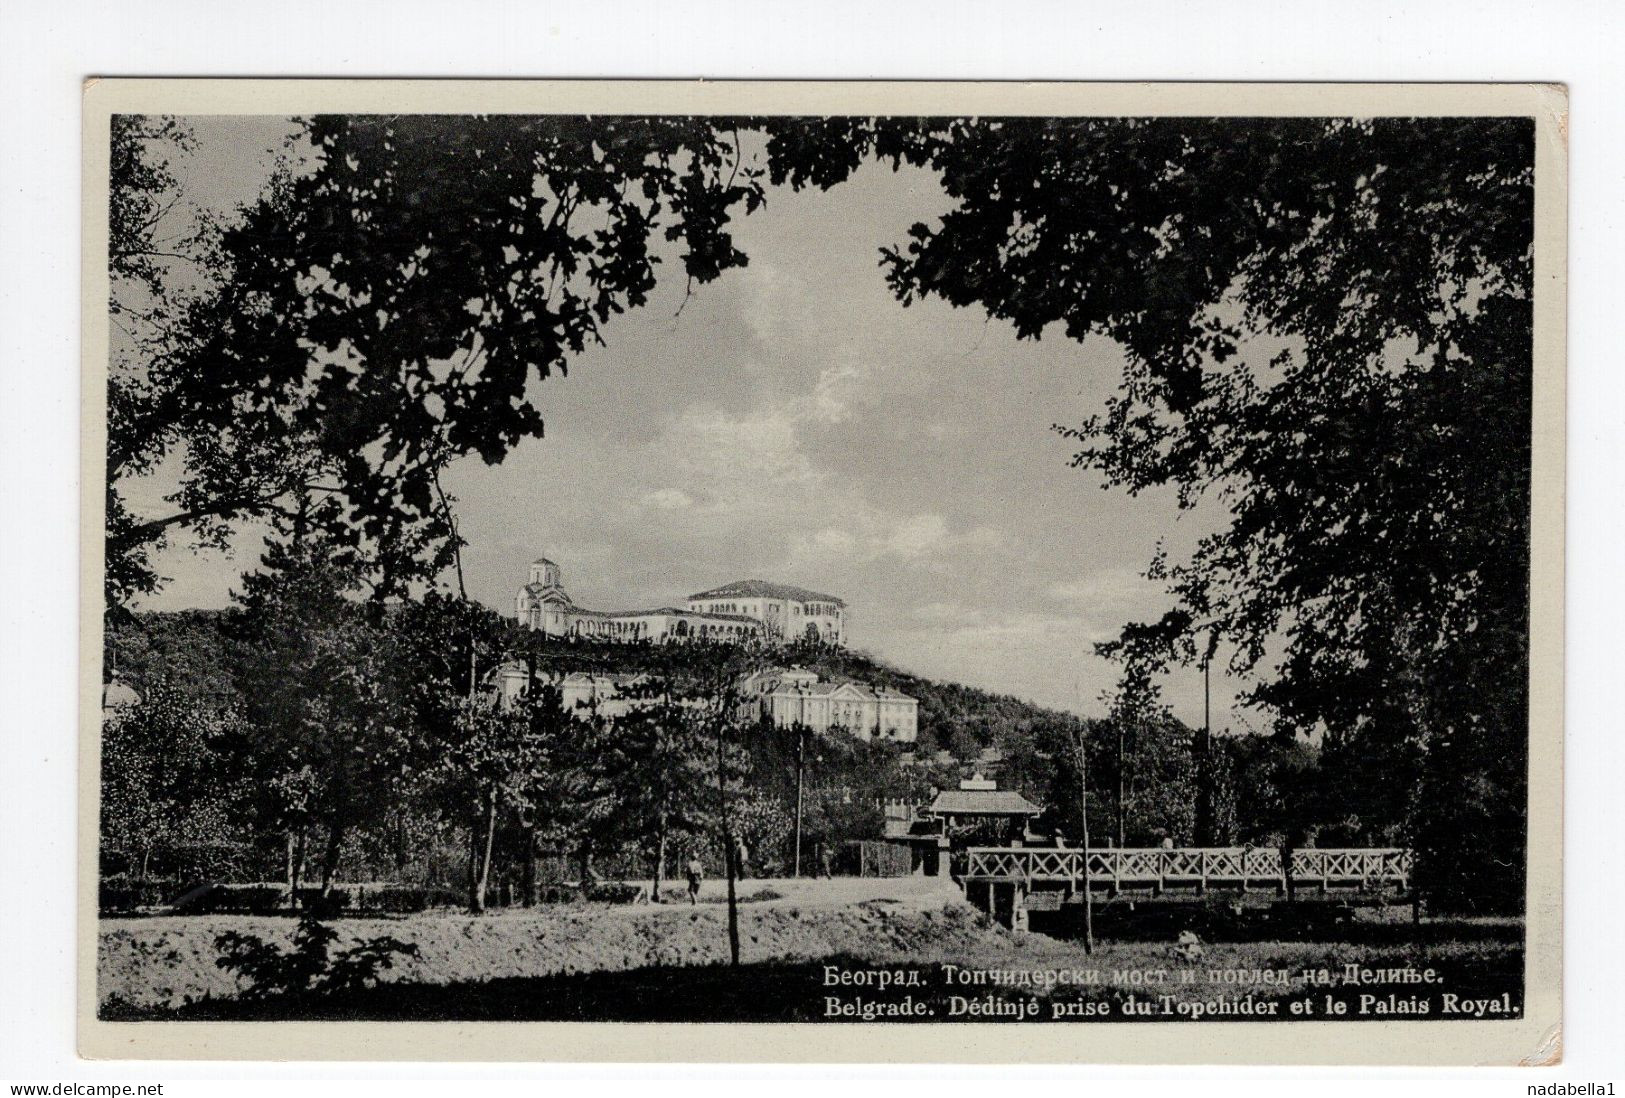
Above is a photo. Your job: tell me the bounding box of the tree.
[108,115,770,610]
[100,683,249,881]
[105,114,230,609]
[731,795,794,878]
[391,592,530,910]
[510,677,632,897]
[610,674,718,901]
[229,537,414,896]
[427,696,541,912]
[766,117,1534,912]
[635,641,760,961]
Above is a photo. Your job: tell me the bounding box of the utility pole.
[1196,628,1219,847]
[1115,717,1127,850]
[1073,728,1095,955]
[793,725,807,877]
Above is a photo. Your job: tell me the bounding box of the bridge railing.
[963,846,1411,888]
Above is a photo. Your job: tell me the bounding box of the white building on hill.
[740,668,918,743]
[492,663,914,742]
[493,665,659,720]
[514,556,845,646]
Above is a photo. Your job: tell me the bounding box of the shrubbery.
[215,912,418,1000]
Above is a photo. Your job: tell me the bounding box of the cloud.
[812,363,864,423]
[1047,568,1167,617]
[642,488,695,511]
[903,601,1120,649]
[625,395,1005,581]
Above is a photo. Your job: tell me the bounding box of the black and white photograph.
[77,80,1564,1063]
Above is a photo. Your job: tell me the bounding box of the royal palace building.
[514,556,845,646]
[739,668,918,743]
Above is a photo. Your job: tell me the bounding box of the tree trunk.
[290,827,307,910]
[794,727,806,877]
[473,785,498,913]
[1283,831,1298,903]
[578,845,595,901]
[319,824,344,896]
[522,824,538,907]
[724,831,741,966]
[651,810,669,903]
[463,819,476,909]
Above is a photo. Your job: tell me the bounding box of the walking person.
[685,855,703,905]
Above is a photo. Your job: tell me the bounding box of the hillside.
[105,608,1331,854]
[109,608,1089,790]
[506,627,1092,765]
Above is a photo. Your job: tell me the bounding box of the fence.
[963,846,1412,891]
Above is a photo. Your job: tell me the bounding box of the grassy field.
[99,877,1523,1023]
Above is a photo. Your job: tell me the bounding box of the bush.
[531,882,648,905]
[353,885,462,914]
[171,882,288,915]
[99,876,173,912]
[292,888,353,915]
[215,912,419,1000]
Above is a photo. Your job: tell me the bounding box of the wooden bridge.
[961,846,1413,927]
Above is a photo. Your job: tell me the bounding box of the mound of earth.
[98,877,1001,1012]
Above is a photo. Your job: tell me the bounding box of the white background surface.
[3,0,1621,1088]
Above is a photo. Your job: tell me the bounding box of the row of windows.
[563,616,754,640]
[696,600,840,618]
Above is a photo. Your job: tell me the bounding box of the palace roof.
[687,579,845,606]
[928,789,1043,817]
[765,679,915,701]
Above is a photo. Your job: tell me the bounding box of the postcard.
[80,79,1565,1063]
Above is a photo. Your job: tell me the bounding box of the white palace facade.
[514,556,846,646]
[740,668,918,743]
[492,664,917,744]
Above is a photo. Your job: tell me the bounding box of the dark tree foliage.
[228,538,416,893]
[110,115,768,608]
[391,592,521,746]
[765,116,1533,912]
[100,683,252,881]
[106,115,227,608]
[104,608,237,703]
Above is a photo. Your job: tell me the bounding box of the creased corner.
[1519,1022,1562,1067]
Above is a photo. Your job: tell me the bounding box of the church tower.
[516,555,572,634]
[528,557,562,588]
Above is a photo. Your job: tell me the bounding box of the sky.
[126,115,1247,728]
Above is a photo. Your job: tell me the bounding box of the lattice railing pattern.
[1290,848,1412,881]
[964,846,1410,886]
